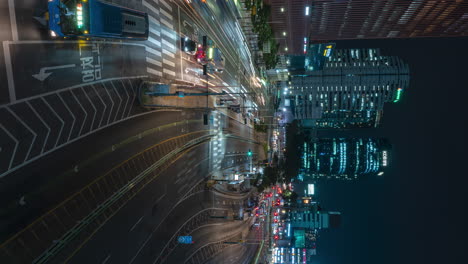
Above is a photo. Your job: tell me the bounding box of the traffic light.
[247,149,252,156]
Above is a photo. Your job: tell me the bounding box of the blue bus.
[48,0,149,40]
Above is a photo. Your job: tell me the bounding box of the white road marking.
[26,101,50,154]
[163,69,176,76]
[3,42,16,103]
[41,98,64,148]
[7,0,18,41]
[101,254,111,264]
[6,107,37,162]
[148,37,161,47]
[111,81,124,123]
[119,80,130,120]
[142,0,159,15]
[91,84,107,128]
[126,80,136,117]
[130,216,144,232]
[161,39,175,51]
[148,15,160,26]
[102,83,115,125]
[149,27,160,36]
[146,57,162,67]
[57,93,76,141]
[163,58,175,67]
[146,46,162,57]
[147,67,163,76]
[162,49,175,58]
[161,28,176,40]
[0,124,18,170]
[160,18,174,30]
[160,8,173,20]
[81,87,97,131]
[71,89,87,136]
[159,0,172,11]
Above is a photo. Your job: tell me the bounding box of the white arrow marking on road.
[32,64,76,81]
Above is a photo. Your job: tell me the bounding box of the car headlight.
[50,30,57,37]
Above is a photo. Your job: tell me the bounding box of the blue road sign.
[178,236,193,244]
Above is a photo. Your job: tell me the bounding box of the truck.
[47,0,149,40]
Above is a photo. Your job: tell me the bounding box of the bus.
[48,0,149,40]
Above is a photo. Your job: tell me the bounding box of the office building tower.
[301,138,391,180]
[290,48,409,127]
[308,0,468,41]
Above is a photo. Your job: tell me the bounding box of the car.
[181,37,197,55]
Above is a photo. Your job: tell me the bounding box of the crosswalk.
[142,0,178,79]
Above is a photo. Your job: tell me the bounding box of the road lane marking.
[162,49,175,58]
[102,254,111,264]
[3,42,16,103]
[163,58,175,67]
[91,84,107,128]
[159,0,172,11]
[130,216,144,232]
[57,93,76,141]
[82,87,97,132]
[26,101,50,154]
[161,39,175,51]
[143,0,159,15]
[162,28,176,40]
[160,8,173,20]
[149,27,161,36]
[146,46,162,57]
[102,83,115,126]
[163,69,176,76]
[7,0,18,41]
[146,57,162,67]
[148,37,161,47]
[110,81,123,123]
[147,67,163,76]
[71,89,88,136]
[148,15,160,26]
[119,80,130,120]
[0,124,18,170]
[160,18,174,30]
[6,107,37,162]
[41,98,65,148]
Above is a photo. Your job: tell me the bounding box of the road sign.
[178,236,193,244]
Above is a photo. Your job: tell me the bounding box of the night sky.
[307,37,468,264]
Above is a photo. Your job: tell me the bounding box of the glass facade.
[301,138,391,180]
[291,48,409,128]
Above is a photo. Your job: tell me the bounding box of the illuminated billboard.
[305,43,335,71]
[307,184,315,195]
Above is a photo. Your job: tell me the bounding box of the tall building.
[308,0,468,40]
[300,138,391,180]
[290,48,409,128]
[265,0,311,54]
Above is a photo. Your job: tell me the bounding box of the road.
[0,0,270,263]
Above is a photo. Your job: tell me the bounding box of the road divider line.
[26,101,50,154]
[82,87,97,132]
[130,216,144,232]
[146,57,162,67]
[160,8,173,21]
[147,67,163,77]
[159,0,172,12]
[163,58,175,67]
[41,98,65,148]
[143,0,160,15]
[101,254,111,264]
[8,0,18,41]
[71,90,88,137]
[148,37,161,47]
[163,69,176,76]
[3,42,16,103]
[162,49,175,58]
[0,124,18,170]
[6,107,37,162]
[160,18,174,30]
[146,46,162,57]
